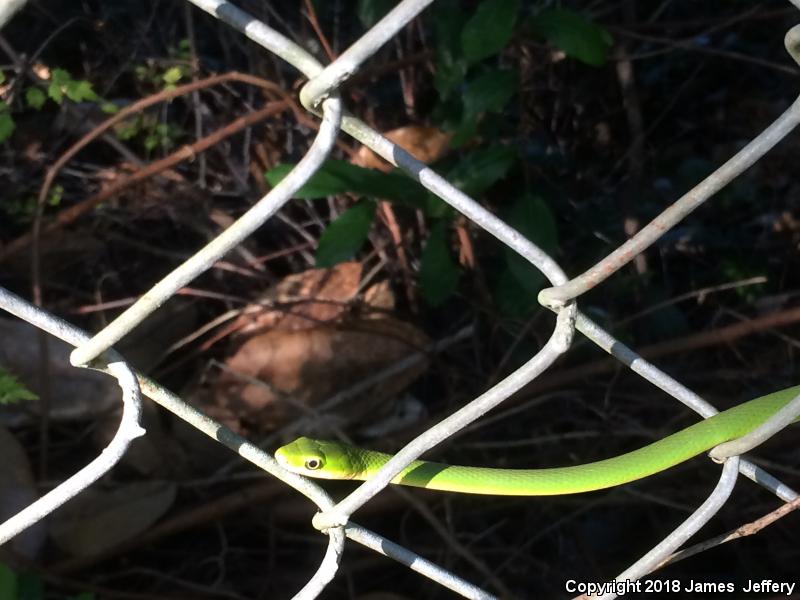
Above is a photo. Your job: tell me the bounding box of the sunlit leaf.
[162,66,183,84]
[65,79,99,102]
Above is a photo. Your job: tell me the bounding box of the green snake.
[274,385,800,495]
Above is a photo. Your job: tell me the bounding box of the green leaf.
[173,39,192,61]
[505,250,546,294]
[450,119,478,149]
[144,133,159,151]
[423,146,517,218]
[0,366,39,404]
[100,102,119,114]
[507,194,558,255]
[453,68,519,145]
[0,563,17,600]
[435,58,467,101]
[0,72,5,85]
[65,80,99,102]
[51,68,72,86]
[357,0,395,27]
[423,195,452,220]
[493,266,537,318]
[529,8,613,67]
[48,185,64,207]
[64,81,92,102]
[266,163,345,198]
[432,0,468,98]
[25,87,47,109]
[162,66,183,84]
[266,160,428,209]
[445,146,517,197]
[47,81,63,104]
[315,201,376,267]
[0,112,14,142]
[424,147,516,215]
[462,69,518,118]
[461,0,520,63]
[502,195,558,293]
[115,118,141,140]
[17,571,44,600]
[419,221,460,305]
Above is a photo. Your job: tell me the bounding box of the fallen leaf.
[352,126,452,172]
[229,262,363,338]
[362,280,395,315]
[201,317,430,433]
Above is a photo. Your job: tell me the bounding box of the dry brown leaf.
[192,263,419,433]
[200,317,430,433]
[31,62,50,80]
[231,262,364,337]
[352,125,452,172]
[362,280,395,315]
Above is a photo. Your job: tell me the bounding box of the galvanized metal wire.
[1,1,800,599]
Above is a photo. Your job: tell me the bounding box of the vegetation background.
[0,1,799,598]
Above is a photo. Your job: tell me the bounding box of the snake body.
[274,385,800,495]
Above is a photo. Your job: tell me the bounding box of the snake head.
[275,436,363,480]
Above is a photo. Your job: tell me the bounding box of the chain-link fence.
[1,1,800,599]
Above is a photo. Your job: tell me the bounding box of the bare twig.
[657,496,800,569]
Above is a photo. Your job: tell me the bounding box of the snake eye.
[305,458,322,470]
